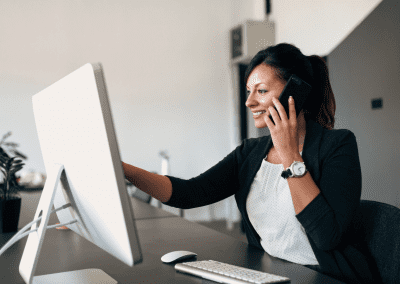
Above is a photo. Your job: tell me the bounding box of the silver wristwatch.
[281,161,308,179]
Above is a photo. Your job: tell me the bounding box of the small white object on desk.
[161,250,197,263]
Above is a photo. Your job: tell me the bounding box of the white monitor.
[19,63,142,284]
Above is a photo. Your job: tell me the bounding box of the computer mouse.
[161,250,197,263]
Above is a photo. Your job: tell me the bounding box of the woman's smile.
[252,110,267,117]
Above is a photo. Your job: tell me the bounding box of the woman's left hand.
[264,96,300,163]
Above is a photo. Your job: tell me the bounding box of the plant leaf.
[5,161,12,170]
[11,164,24,171]
[8,185,19,195]
[13,159,24,165]
[11,163,24,169]
[10,164,25,170]
[0,154,8,163]
[11,150,27,160]
[0,132,12,145]
[10,166,24,175]
[11,165,23,171]
[4,142,18,148]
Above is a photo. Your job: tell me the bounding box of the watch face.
[293,162,305,175]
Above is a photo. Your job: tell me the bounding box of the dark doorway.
[238,63,249,141]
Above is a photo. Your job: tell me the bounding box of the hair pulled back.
[244,43,336,130]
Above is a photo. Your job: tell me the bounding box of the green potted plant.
[0,132,27,233]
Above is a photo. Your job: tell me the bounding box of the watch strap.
[281,168,292,179]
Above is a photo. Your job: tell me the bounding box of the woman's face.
[245,63,287,129]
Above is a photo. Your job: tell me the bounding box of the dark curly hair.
[244,43,336,130]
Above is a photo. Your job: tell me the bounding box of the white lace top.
[246,151,319,265]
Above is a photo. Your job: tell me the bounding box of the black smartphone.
[269,74,312,124]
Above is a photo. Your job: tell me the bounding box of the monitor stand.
[19,164,117,284]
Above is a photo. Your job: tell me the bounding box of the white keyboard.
[175,260,291,284]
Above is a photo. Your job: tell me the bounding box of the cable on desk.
[16,219,78,240]
[0,203,74,257]
[10,202,72,241]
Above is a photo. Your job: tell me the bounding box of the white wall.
[0,0,233,220]
[271,0,383,56]
[228,0,382,56]
[328,0,400,207]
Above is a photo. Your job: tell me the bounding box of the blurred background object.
[18,170,46,189]
[0,131,28,191]
[0,131,26,233]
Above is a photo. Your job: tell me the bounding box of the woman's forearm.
[121,161,173,203]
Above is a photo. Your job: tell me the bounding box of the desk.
[0,192,345,283]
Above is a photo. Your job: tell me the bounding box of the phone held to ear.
[269,74,312,124]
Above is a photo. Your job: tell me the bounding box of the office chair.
[350,199,400,284]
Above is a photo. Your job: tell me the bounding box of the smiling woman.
[245,63,308,147]
[244,43,335,132]
[122,43,381,284]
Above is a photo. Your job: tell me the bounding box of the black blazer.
[163,119,381,284]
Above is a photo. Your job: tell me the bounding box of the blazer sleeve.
[161,143,243,209]
[296,130,362,251]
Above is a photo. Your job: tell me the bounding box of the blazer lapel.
[236,119,325,236]
[302,119,324,183]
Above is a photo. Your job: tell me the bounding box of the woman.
[122,43,381,284]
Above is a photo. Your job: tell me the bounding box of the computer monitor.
[19,63,142,284]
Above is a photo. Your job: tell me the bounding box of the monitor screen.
[30,63,142,268]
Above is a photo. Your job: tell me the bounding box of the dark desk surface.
[1,192,345,283]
